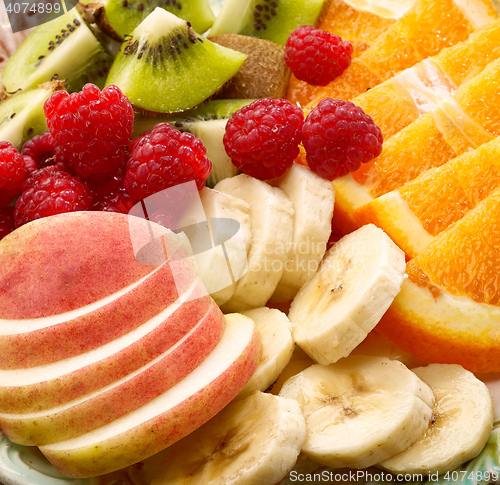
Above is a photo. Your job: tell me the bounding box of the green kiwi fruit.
[1,8,114,94]
[105,8,247,113]
[0,81,63,148]
[81,0,215,40]
[208,34,289,99]
[208,0,326,45]
[133,99,254,186]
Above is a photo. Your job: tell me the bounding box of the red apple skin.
[0,211,199,369]
[39,317,261,478]
[0,300,225,446]
[0,212,159,318]
[0,282,214,414]
[0,262,184,369]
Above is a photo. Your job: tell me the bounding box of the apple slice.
[0,279,215,414]
[0,211,198,369]
[39,313,261,478]
[0,299,224,446]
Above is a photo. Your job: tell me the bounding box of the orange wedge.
[350,20,500,139]
[376,187,500,373]
[332,55,500,234]
[286,0,404,107]
[354,136,500,258]
[305,0,498,105]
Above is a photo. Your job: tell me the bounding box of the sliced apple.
[39,313,261,478]
[0,211,198,369]
[0,279,216,414]
[0,299,224,446]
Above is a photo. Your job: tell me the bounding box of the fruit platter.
[1,0,500,483]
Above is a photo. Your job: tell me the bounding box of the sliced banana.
[288,224,406,365]
[149,391,307,485]
[269,163,335,303]
[215,174,294,312]
[378,364,495,474]
[237,307,294,400]
[197,187,252,306]
[268,345,316,396]
[279,355,435,469]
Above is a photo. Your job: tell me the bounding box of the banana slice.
[237,307,294,399]
[148,391,307,485]
[215,174,294,312]
[197,187,252,306]
[288,224,406,365]
[269,345,316,396]
[279,355,435,469]
[378,364,495,474]
[269,163,335,303]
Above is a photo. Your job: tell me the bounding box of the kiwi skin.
[209,34,290,99]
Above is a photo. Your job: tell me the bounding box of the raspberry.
[285,26,353,86]
[223,98,304,180]
[0,141,26,207]
[22,155,38,176]
[0,206,15,241]
[302,98,383,180]
[124,123,212,201]
[87,171,137,213]
[21,132,56,168]
[43,83,134,180]
[14,167,93,227]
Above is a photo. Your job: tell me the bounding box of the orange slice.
[332,55,500,234]
[286,0,402,107]
[376,187,500,373]
[350,20,500,139]
[354,135,500,258]
[305,0,498,105]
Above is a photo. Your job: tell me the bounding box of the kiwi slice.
[209,0,326,45]
[0,82,63,148]
[105,8,247,113]
[209,34,289,99]
[83,0,215,40]
[1,8,114,94]
[133,99,254,186]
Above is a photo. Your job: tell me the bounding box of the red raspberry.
[43,83,134,180]
[285,26,353,86]
[223,98,304,180]
[0,141,26,207]
[302,98,383,180]
[14,167,93,227]
[22,155,38,176]
[87,171,137,213]
[124,123,212,201]
[21,132,73,175]
[22,132,56,168]
[0,206,15,241]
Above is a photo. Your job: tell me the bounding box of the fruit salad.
[0,0,500,484]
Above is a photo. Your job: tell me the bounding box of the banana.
[215,174,294,312]
[278,355,435,469]
[147,391,307,485]
[195,187,252,306]
[268,345,316,396]
[237,307,294,400]
[378,364,495,475]
[288,224,406,365]
[269,163,335,303]
[350,330,424,368]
